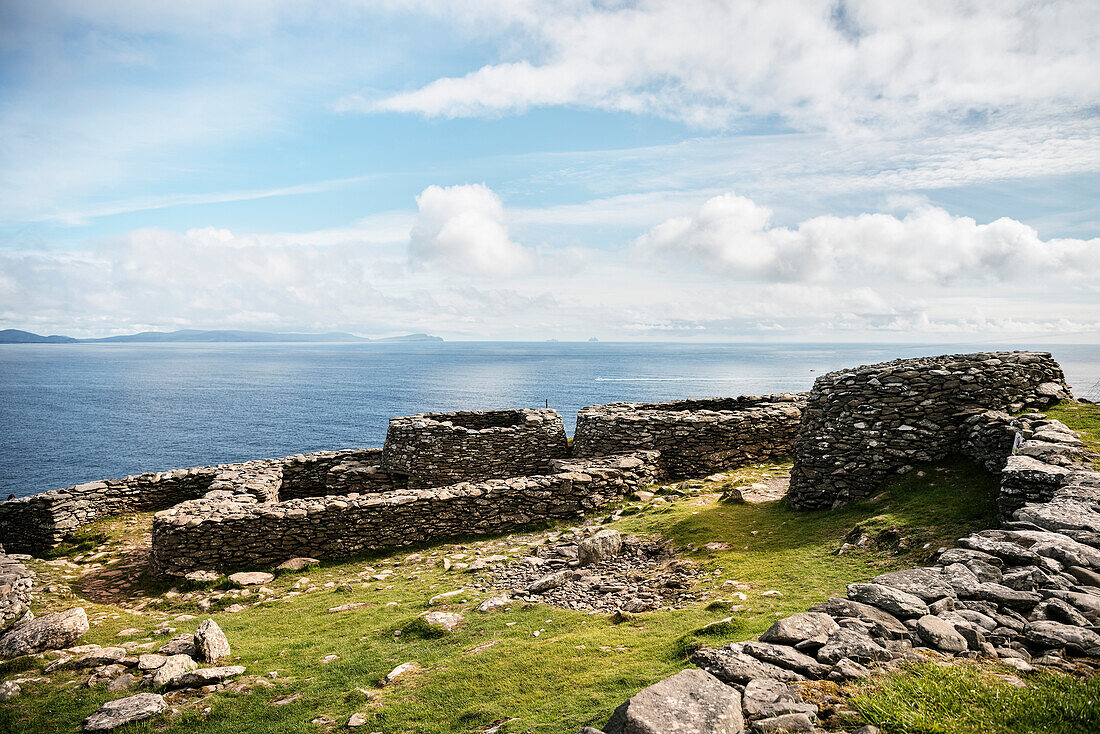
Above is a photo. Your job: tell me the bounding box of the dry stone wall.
[0,449,386,554]
[150,452,660,576]
[0,553,34,629]
[572,394,806,478]
[381,409,569,488]
[597,411,1100,734]
[787,351,1070,510]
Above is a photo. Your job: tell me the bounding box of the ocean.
[1,341,1097,498]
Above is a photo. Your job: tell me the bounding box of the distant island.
[0,328,442,344]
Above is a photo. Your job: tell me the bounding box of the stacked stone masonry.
[0,553,34,629]
[0,449,398,555]
[573,394,806,479]
[381,409,569,488]
[787,351,1071,510]
[596,405,1100,734]
[151,452,660,576]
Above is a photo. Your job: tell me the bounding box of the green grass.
[1,457,1000,734]
[849,660,1100,734]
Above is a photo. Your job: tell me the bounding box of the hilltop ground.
[2,402,1099,734]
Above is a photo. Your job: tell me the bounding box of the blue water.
[1,342,1097,498]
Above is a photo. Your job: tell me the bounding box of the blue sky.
[1,1,1098,341]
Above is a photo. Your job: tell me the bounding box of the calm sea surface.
[2,342,1097,498]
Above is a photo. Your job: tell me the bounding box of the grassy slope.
[1,458,1003,734]
[849,660,1100,734]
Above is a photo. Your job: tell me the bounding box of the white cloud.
[409,183,533,275]
[358,0,1100,132]
[637,192,1100,286]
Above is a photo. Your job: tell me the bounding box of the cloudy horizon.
[1,1,1098,342]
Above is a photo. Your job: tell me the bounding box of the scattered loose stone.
[477,596,512,613]
[428,590,464,606]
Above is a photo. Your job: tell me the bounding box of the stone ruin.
[381,408,569,487]
[787,351,1070,510]
[573,394,805,478]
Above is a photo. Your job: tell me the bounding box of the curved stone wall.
[572,394,805,478]
[787,351,1070,510]
[150,452,660,576]
[381,409,569,488]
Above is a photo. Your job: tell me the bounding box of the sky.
[0,0,1098,342]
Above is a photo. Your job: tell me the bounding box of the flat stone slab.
[83,693,167,732]
[228,572,274,586]
[0,607,88,658]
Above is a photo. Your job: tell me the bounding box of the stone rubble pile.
[587,408,1100,734]
[484,529,704,613]
[574,394,806,479]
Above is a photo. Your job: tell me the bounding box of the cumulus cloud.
[358,0,1100,132]
[636,193,1100,286]
[408,183,532,275]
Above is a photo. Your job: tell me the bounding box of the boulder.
[873,568,956,602]
[578,530,624,566]
[194,619,230,663]
[691,644,806,685]
[227,571,274,586]
[137,654,166,671]
[759,612,838,646]
[0,607,88,658]
[846,583,929,619]
[420,611,464,632]
[828,658,871,681]
[384,661,421,684]
[604,669,743,734]
[68,647,127,668]
[742,641,830,678]
[972,583,1041,611]
[152,654,198,689]
[0,681,20,701]
[753,713,815,732]
[808,598,907,637]
[276,557,319,573]
[477,596,512,613]
[915,616,967,653]
[165,665,246,689]
[157,633,197,657]
[528,570,575,594]
[1024,620,1100,651]
[83,693,167,732]
[741,678,797,718]
[816,629,892,665]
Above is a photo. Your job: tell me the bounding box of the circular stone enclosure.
[381,408,570,488]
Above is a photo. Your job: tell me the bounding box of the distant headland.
[0,328,443,344]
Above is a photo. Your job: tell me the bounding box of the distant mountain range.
[0,328,442,344]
